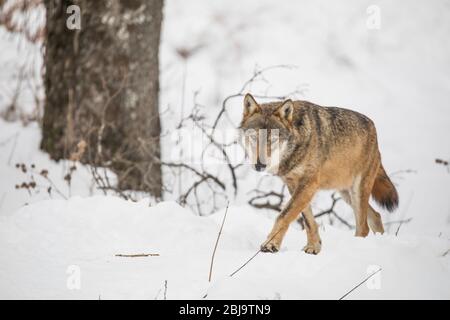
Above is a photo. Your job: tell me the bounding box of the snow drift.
[0,196,449,299]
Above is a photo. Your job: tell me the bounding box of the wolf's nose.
[255,162,266,172]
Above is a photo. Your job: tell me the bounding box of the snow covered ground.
[1,0,450,299]
[0,195,449,299]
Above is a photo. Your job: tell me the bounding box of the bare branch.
[115,253,160,257]
[208,202,229,282]
[339,268,382,300]
[229,227,285,278]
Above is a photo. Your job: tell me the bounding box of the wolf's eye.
[248,135,258,143]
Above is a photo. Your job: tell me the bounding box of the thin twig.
[211,64,298,131]
[297,193,346,228]
[229,250,261,278]
[248,190,285,211]
[394,192,414,236]
[384,218,413,226]
[115,253,160,257]
[331,212,354,229]
[338,268,382,300]
[395,218,412,236]
[7,133,19,165]
[229,228,283,278]
[164,280,168,300]
[162,162,226,190]
[43,176,68,200]
[435,158,450,173]
[209,202,229,282]
[154,288,162,300]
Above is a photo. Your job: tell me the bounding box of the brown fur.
[371,165,399,212]
[240,93,399,254]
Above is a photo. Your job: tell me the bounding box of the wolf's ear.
[275,99,294,122]
[243,93,260,117]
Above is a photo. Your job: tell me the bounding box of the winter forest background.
[0,0,449,299]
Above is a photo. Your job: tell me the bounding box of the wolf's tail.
[371,164,399,212]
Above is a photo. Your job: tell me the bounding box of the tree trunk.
[41,0,163,198]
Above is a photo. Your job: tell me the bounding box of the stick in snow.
[115,253,160,257]
[208,202,229,282]
[338,267,382,300]
[164,280,168,300]
[229,228,284,278]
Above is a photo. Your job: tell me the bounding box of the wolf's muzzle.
[255,159,266,172]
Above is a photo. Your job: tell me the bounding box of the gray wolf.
[239,93,399,254]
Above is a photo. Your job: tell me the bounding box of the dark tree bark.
[41,0,163,198]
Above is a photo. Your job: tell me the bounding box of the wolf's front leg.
[261,176,319,253]
[301,205,321,254]
[260,215,291,253]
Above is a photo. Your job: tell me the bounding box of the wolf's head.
[239,93,296,174]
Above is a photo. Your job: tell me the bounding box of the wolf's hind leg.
[341,178,370,237]
[301,205,321,254]
[367,206,384,234]
[339,190,352,205]
[340,190,383,234]
[352,174,373,237]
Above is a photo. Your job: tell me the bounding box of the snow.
[0,196,448,299]
[1,0,450,299]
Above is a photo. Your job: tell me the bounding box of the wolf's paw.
[303,242,321,255]
[260,241,280,253]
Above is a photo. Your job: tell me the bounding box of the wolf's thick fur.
[240,93,399,254]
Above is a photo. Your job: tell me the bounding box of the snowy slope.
[0,196,449,299]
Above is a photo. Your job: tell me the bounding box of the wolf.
[239,93,399,254]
